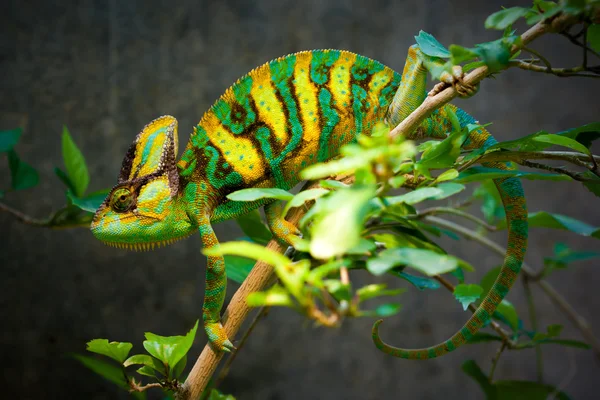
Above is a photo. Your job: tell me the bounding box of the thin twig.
[211,306,270,391]
[518,159,596,182]
[458,150,599,172]
[0,202,49,226]
[416,206,498,231]
[510,60,600,78]
[561,31,600,60]
[521,46,553,71]
[488,341,507,381]
[425,216,600,363]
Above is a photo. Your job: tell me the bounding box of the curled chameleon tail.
[371,46,528,359]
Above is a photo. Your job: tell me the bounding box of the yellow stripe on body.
[249,63,288,144]
[328,51,357,147]
[202,111,265,183]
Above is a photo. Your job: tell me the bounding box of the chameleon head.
[91,115,195,250]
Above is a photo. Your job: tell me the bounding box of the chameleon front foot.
[428,65,478,98]
[204,321,235,353]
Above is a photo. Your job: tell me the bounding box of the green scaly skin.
[91,46,527,356]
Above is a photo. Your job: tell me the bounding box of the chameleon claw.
[428,65,478,98]
[204,321,236,353]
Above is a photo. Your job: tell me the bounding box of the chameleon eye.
[111,188,134,213]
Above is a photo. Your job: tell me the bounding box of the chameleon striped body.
[91,47,527,357]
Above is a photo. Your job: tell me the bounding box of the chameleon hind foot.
[265,201,302,247]
[428,65,478,98]
[204,321,235,353]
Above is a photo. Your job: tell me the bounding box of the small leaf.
[432,182,465,200]
[86,339,133,363]
[390,270,441,291]
[456,167,571,183]
[247,285,294,307]
[361,303,403,318]
[323,279,352,302]
[589,24,600,53]
[62,126,89,197]
[72,354,129,390]
[485,7,532,30]
[499,211,600,238]
[0,127,22,152]
[386,187,444,205]
[227,188,293,202]
[208,389,237,400]
[204,241,291,268]
[281,188,329,217]
[495,300,519,331]
[8,150,39,190]
[474,181,505,223]
[467,333,504,344]
[533,134,591,155]
[319,179,349,189]
[136,365,159,378]
[123,354,166,376]
[418,122,467,168]
[235,209,272,245]
[453,284,484,310]
[54,167,77,193]
[449,44,480,64]
[143,320,198,368]
[414,30,451,58]
[67,189,110,213]
[224,255,255,284]
[172,355,187,379]
[462,360,495,399]
[368,247,458,276]
[435,168,458,183]
[308,185,376,259]
[356,284,405,302]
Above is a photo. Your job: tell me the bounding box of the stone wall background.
[1,1,599,399]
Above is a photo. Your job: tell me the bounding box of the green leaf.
[480,266,502,296]
[319,179,349,189]
[7,150,39,190]
[368,247,458,276]
[485,7,532,30]
[306,259,349,287]
[434,168,458,183]
[172,354,187,379]
[282,188,329,217]
[0,128,22,152]
[414,30,451,58]
[533,134,591,155]
[532,338,591,349]
[356,284,405,302]
[418,122,467,168]
[361,303,403,318]
[207,389,237,400]
[235,209,272,245]
[62,126,89,197]
[143,320,198,368]
[544,242,600,272]
[432,182,465,200]
[589,24,600,53]
[467,332,504,344]
[204,241,291,268]
[227,187,293,202]
[247,285,294,307]
[449,44,480,65]
[136,365,159,378]
[308,185,376,259]
[503,211,600,238]
[495,300,519,331]
[386,187,444,205]
[54,167,77,193]
[224,255,255,284]
[462,360,495,398]
[390,271,441,291]
[323,279,352,302]
[456,167,571,183]
[453,284,484,310]
[86,339,133,363]
[72,354,129,390]
[474,36,520,73]
[494,380,571,400]
[67,189,110,213]
[123,354,166,376]
[473,181,505,223]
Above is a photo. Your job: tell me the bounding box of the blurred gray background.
[1,0,599,399]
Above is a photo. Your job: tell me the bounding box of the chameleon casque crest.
[91,47,528,358]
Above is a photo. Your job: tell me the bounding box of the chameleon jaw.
[101,234,191,252]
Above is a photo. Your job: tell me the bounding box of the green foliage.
[367,248,461,276]
[543,242,600,276]
[499,211,600,238]
[462,360,571,399]
[485,7,534,30]
[0,128,22,152]
[62,126,90,197]
[207,389,236,400]
[7,150,39,190]
[453,284,484,310]
[87,339,133,363]
[414,30,451,58]
[589,24,600,52]
[224,255,255,284]
[456,167,571,183]
[142,320,198,372]
[234,209,272,245]
[67,189,110,213]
